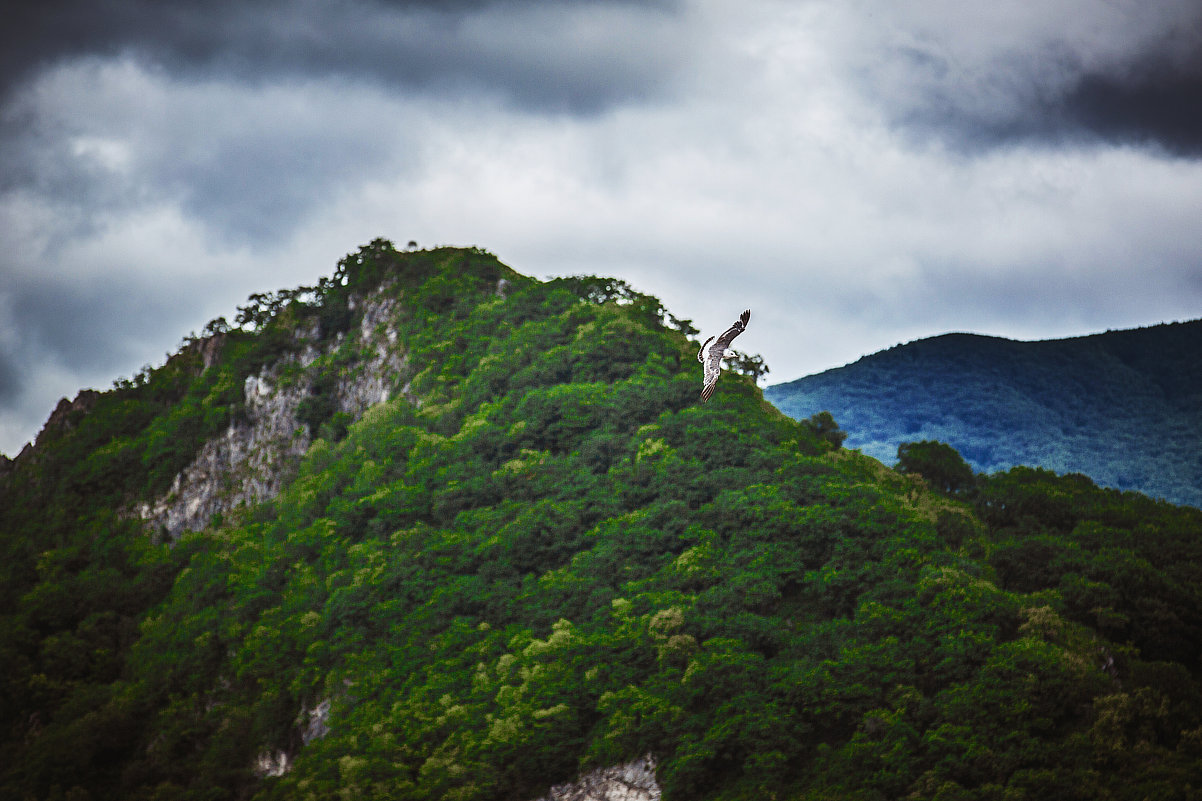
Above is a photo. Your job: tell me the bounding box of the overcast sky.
[2,0,1201,455]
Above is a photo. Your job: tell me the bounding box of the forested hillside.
[764,323,1202,508]
[2,242,1201,800]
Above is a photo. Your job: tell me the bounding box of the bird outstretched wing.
[698,309,750,402]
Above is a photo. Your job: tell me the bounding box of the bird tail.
[697,336,715,362]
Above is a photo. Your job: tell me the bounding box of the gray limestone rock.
[531,755,660,801]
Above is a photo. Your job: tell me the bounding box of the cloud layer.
[2,0,1201,454]
[844,0,1202,154]
[0,0,685,111]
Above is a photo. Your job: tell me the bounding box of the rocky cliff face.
[137,289,408,540]
[531,756,660,801]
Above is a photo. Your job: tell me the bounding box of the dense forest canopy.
[1,240,1200,800]
[764,323,1202,508]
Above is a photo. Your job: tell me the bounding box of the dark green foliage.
[765,323,1202,507]
[3,241,1201,801]
[296,370,340,438]
[897,439,975,494]
[802,410,847,450]
[724,350,769,381]
[973,467,1202,670]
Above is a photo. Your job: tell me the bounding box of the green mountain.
[2,240,1201,801]
[764,323,1202,508]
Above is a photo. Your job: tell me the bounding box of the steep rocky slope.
[135,290,408,540]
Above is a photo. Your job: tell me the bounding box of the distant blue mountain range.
[765,319,1202,508]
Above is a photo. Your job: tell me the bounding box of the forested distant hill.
[3,242,1202,800]
[765,321,1202,508]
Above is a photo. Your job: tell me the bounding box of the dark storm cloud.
[942,54,1202,157]
[0,255,257,455]
[0,72,410,246]
[3,266,211,375]
[0,0,689,246]
[864,3,1202,157]
[1063,63,1202,156]
[155,103,409,245]
[0,0,682,114]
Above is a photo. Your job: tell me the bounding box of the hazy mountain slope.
[764,321,1202,507]
[2,242,1201,801]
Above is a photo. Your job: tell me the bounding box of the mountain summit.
[2,241,1201,800]
[765,321,1202,507]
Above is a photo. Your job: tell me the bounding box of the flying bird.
[698,309,750,402]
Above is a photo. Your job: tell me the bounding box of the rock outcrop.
[253,749,291,779]
[38,390,101,446]
[135,360,313,540]
[532,755,660,801]
[137,290,407,540]
[252,697,333,779]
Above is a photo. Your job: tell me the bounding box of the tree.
[896,440,974,494]
[725,350,769,381]
[804,411,847,449]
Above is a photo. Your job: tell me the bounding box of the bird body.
[698,309,750,402]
